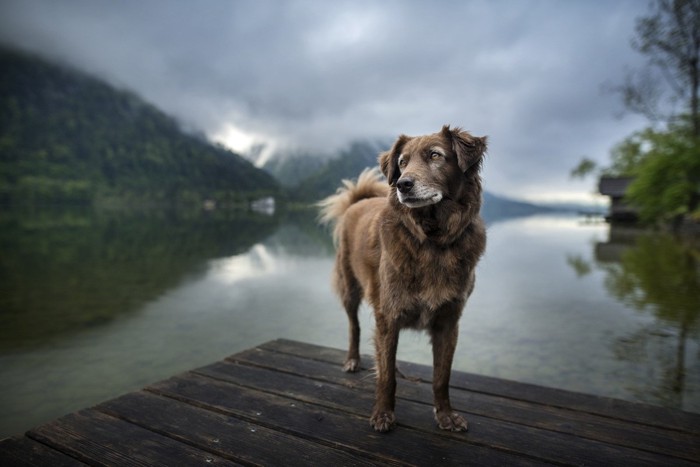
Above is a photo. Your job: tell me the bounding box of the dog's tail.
[317,167,387,237]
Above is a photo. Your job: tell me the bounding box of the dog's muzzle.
[396,177,443,208]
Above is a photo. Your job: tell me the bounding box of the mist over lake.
[1,207,698,438]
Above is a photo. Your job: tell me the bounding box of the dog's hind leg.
[334,259,363,373]
[341,281,362,372]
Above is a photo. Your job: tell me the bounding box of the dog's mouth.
[398,192,443,208]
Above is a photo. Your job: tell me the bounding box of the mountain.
[275,141,554,218]
[274,140,390,201]
[262,149,327,188]
[481,192,553,220]
[0,47,278,207]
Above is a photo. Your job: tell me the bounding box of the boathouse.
[598,176,638,222]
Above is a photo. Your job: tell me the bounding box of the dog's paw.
[342,358,360,373]
[434,409,468,432]
[369,410,396,432]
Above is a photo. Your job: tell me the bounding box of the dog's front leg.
[431,312,468,432]
[370,314,399,432]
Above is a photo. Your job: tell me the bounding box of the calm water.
[1,207,698,438]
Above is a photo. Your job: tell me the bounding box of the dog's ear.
[441,125,487,174]
[379,134,411,186]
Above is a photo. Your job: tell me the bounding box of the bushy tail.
[317,167,387,238]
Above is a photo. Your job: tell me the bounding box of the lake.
[1,206,698,438]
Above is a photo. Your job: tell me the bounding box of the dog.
[319,125,487,432]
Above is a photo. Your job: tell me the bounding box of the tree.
[573,1,700,224]
[614,0,700,135]
[569,133,648,180]
[572,120,700,224]
[624,122,700,223]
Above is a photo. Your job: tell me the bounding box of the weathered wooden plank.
[97,391,381,467]
[147,372,547,466]
[2,339,698,467]
[27,410,240,466]
[0,436,86,467]
[398,359,700,436]
[199,358,697,466]
[229,345,700,463]
[260,338,700,435]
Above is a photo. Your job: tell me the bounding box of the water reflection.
[2,208,699,439]
[0,207,341,438]
[572,226,700,409]
[0,207,279,351]
[210,245,277,285]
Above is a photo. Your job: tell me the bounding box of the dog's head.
[379,125,487,208]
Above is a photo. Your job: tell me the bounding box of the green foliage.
[624,124,700,223]
[574,118,700,224]
[569,157,598,179]
[604,133,648,177]
[14,176,94,204]
[590,0,700,226]
[571,133,649,180]
[0,47,279,207]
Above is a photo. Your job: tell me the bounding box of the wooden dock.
[2,339,699,466]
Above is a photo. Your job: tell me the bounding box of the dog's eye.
[398,158,407,168]
[430,151,442,160]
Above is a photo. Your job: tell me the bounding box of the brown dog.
[319,125,487,432]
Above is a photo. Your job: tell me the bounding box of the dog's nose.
[396,177,414,193]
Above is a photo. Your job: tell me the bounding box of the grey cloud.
[0,0,650,201]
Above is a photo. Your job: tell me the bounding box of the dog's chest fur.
[378,209,485,329]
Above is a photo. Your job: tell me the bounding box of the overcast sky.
[0,0,652,203]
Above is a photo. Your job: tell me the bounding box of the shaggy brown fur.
[319,125,487,432]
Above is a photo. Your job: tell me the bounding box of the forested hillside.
[262,151,326,188]
[276,139,551,218]
[282,140,389,201]
[0,47,278,207]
